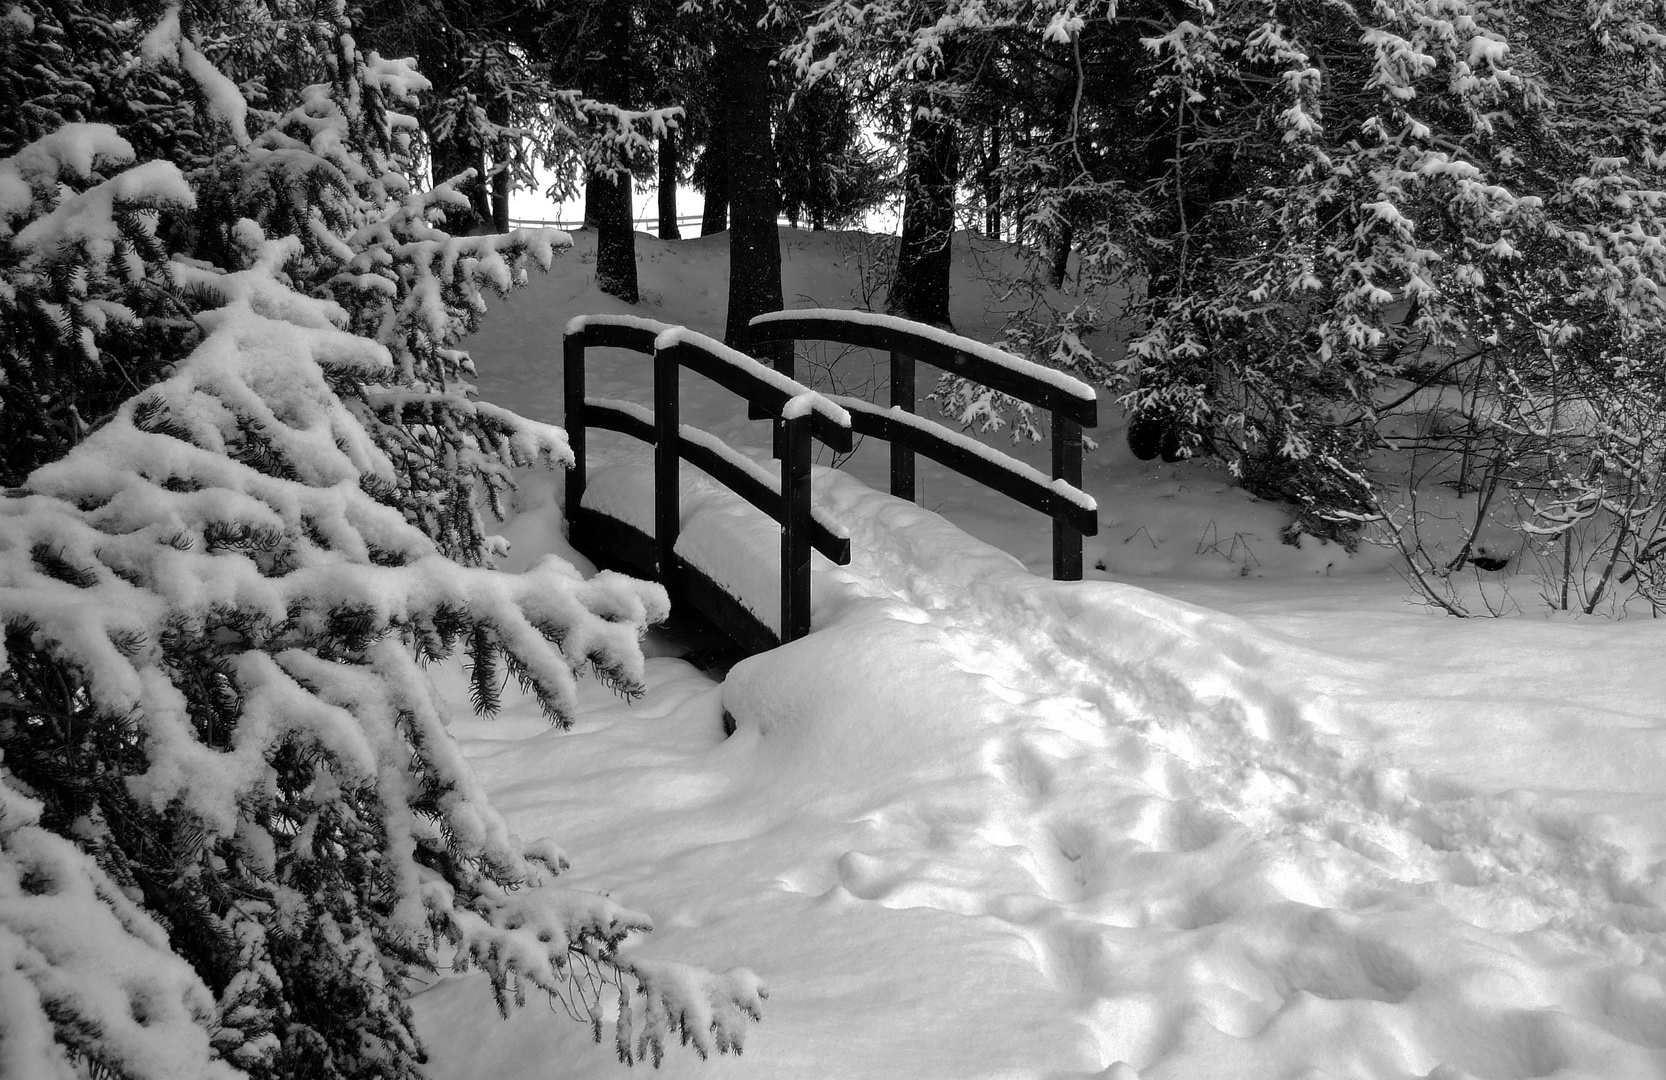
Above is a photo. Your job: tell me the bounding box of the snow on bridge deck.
[583,453,888,638]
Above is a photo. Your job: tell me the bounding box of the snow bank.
[417,464,1666,1080]
[419,226,1666,1080]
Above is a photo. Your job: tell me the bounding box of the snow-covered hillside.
[412,228,1666,1080]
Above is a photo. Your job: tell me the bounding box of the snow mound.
[416,462,1666,1080]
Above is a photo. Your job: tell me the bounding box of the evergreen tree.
[0,3,763,1076]
[1098,0,1666,570]
[776,77,890,231]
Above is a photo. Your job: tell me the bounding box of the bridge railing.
[563,315,852,649]
[745,309,1099,580]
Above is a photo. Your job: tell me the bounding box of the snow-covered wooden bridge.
[562,310,1100,653]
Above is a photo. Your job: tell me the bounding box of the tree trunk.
[470,146,491,230]
[591,0,639,301]
[1047,214,1074,287]
[983,123,1002,240]
[658,129,681,239]
[700,120,729,234]
[584,178,601,228]
[491,166,510,232]
[488,95,511,233]
[888,64,960,326]
[720,14,783,358]
[590,169,639,302]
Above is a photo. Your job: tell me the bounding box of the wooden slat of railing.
[837,401,1098,535]
[657,339,853,454]
[749,310,1099,580]
[573,320,664,354]
[566,319,855,646]
[676,432,850,565]
[746,313,1097,427]
[890,349,915,501]
[1052,417,1085,580]
[780,413,813,642]
[653,343,682,585]
[564,317,677,531]
[583,398,656,444]
[582,397,849,564]
[562,332,587,530]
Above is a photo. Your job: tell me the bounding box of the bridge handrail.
[653,327,853,453]
[584,396,850,563]
[563,317,853,645]
[747,308,1097,426]
[829,395,1098,535]
[746,308,1099,580]
[564,313,671,354]
[676,424,850,564]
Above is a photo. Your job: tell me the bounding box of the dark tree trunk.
[1047,215,1074,287]
[983,123,1002,240]
[658,129,681,239]
[468,144,491,231]
[720,14,783,358]
[888,70,959,326]
[591,0,639,301]
[491,166,510,232]
[488,95,511,233]
[590,168,639,302]
[584,178,601,228]
[700,119,729,234]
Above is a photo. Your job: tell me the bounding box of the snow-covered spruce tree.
[776,77,891,232]
[0,3,763,1077]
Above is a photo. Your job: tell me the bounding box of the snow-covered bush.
[1107,0,1666,589]
[790,0,1666,612]
[0,2,763,1075]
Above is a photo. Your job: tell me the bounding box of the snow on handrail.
[653,326,852,431]
[564,318,853,647]
[746,307,1097,579]
[564,313,678,338]
[677,425,851,562]
[750,307,1098,405]
[829,396,1098,532]
[833,397,1097,511]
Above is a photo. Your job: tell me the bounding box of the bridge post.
[780,411,812,642]
[654,344,681,586]
[890,349,916,501]
[750,333,794,462]
[1051,410,1084,580]
[563,330,587,546]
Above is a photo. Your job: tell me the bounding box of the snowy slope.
[411,228,1666,1080]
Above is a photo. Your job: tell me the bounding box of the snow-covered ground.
[412,228,1666,1079]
